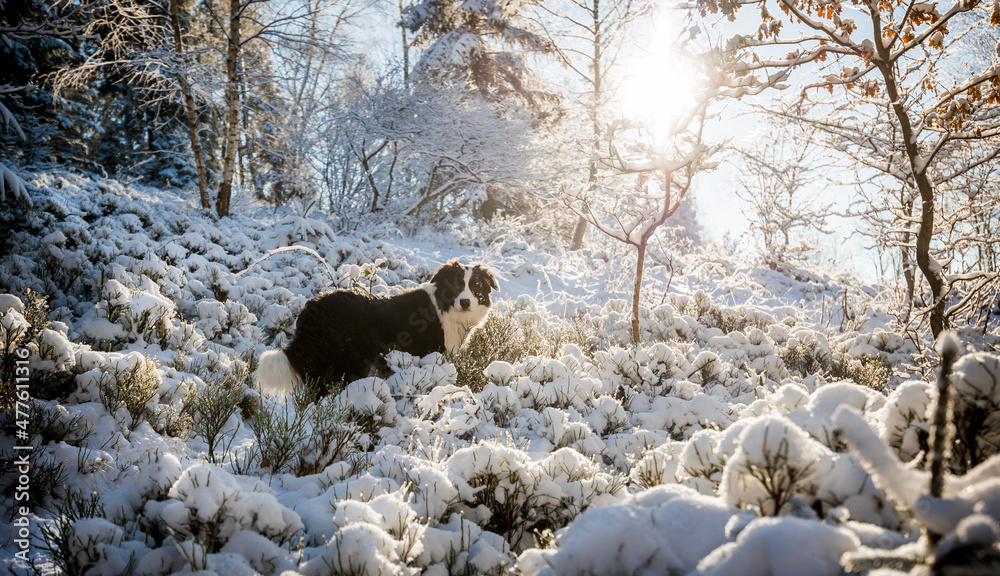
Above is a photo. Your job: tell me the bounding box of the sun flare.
[620,14,702,138]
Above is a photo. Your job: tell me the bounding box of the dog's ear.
[432,260,461,285]
[476,265,499,291]
[431,266,446,285]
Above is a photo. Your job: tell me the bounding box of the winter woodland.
[2,0,1000,574]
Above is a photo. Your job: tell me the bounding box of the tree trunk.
[169,0,210,209]
[217,0,242,218]
[872,15,947,337]
[900,193,916,324]
[569,0,603,252]
[569,218,588,250]
[631,240,646,344]
[399,0,410,91]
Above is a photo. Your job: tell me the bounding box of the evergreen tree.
[403,0,556,111]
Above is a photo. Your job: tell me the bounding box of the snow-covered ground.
[2,172,999,575]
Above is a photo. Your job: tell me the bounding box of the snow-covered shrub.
[695,516,859,576]
[0,296,31,363]
[630,441,683,488]
[194,298,258,346]
[445,441,558,550]
[677,429,727,492]
[831,354,892,393]
[876,380,934,464]
[272,214,338,246]
[1,290,76,397]
[297,392,361,476]
[418,514,513,576]
[246,378,361,475]
[334,377,397,439]
[144,463,303,553]
[517,484,739,576]
[36,489,109,576]
[950,352,1000,473]
[451,304,549,393]
[0,399,92,453]
[779,333,833,377]
[303,521,415,576]
[248,396,309,474]
[133,451,184,501]
[719,415,831,516]
[97,278,180,349]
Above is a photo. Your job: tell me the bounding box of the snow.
[695,516,859,576]
[1,171,998,575]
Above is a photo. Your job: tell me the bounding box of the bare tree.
[693,0,1000,338]
[734,119,833,264]
[563,41,722,342]
[531,0,647,250]
[169,0,212,209]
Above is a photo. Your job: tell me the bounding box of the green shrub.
[831,355,892,393]
[781,339,891,392]
[1,452,70,511]
[191,369,246,464]
[249,397,308,474]
[780,340,833,377]
[97,357,160,433]
[296,393,360,476]
[454,309,595,393]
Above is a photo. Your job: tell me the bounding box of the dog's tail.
[255,350,302,397]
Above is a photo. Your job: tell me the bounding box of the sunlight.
[619,13,701,138]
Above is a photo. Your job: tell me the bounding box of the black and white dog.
[255,260,499,397]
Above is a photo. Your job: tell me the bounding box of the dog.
[255,260,499,397]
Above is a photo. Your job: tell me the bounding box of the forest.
[2,0,1000,574]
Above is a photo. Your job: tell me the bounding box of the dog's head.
[431,259,499,315]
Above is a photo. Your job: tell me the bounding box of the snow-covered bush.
[94,354,162,433]
[517,484,739,576]
[190,369,247,464]
[877,380,934,464]
[719,416,830,516]
[695,516,859,576]
[950,352,1000,473]
[144,463,303,553]
[248,395,310,474]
